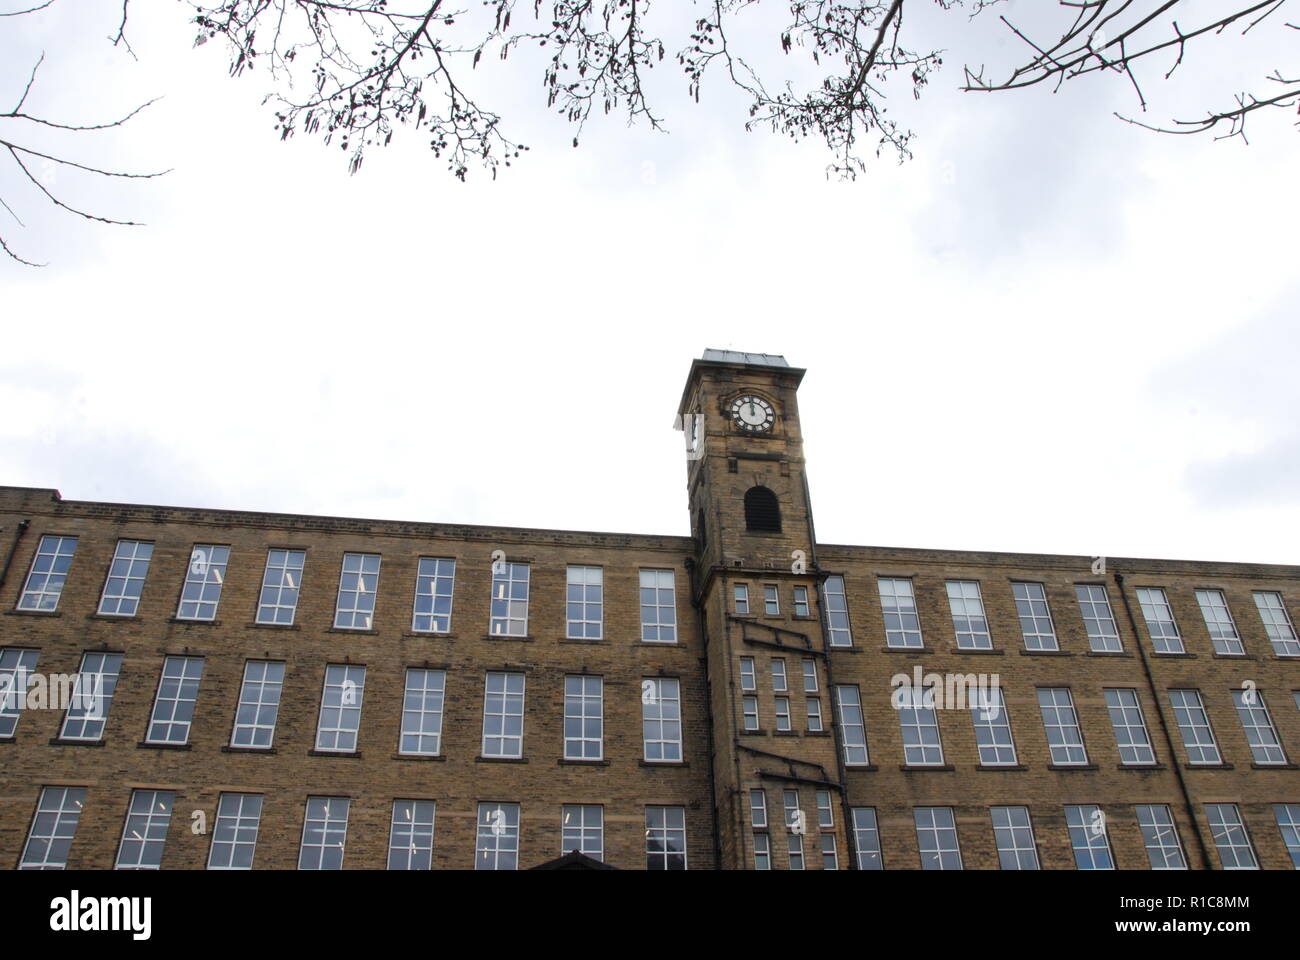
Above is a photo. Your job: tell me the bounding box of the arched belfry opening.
[744,486,781,533]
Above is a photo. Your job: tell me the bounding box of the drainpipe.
[0,519,30,590]
[686,555,724,871]
[800,471,857,869]
[1114,570,1212,870]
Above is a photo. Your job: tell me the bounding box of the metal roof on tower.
[700,349,790,368]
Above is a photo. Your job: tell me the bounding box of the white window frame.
[970,687,1017,766]
[334,552,381,630]
[824,576,853,647]
[742,695,759,732]
[802,658,818,693]
[1104,688,1156,765]
[946,580,991,649]
[1135,804,1187,870]
[561,804,603,861]
[645,806,687,870]
[563,674,603,760]
[475,802,520,870]
[565,565,603,639]
[176,545,230,621]
[734,583,750,615]
[481,671,525,758]
[59,652,123,742]
[878,577,922,648]
[897,685,944,766]
[851,807,883,870]
[771,658,787,692]
[775,696,792,732]
[412,557,455,633]
[256,549,305,625]
[763,584,780,616]
[793,585,810,617]
[784,790,805,870]
[1075,584,1122,652]
[17,535,78,612]
[815,790,834,829]
[207,793,263,870]
[399,668,446,757]
[314,664,367,753]
[489,562,530,636]
[388,799,436,870]
[1065,804,1114,870]
[991,806,1039,870]
[1254,591,1299,657]
[115,789,175,870]
[1169,689,1221,765]
[739,657,756,692]
[1205,803,1258,870]
[835,685,870,766]
[299,797,351,870]
[1231,689,1286,765]
[1037,687,1088,766]
[1195,589,1245,655]
[1137,587,1183,654]
[0,647,40,738]
[230,660,285,749]
[1012,581,1058,651]
[98,539,154,617]
[145,656,205,745]
[639,569,678,644]
[1272,803,1300,869]
[914,807,962,870]
[641,677,682,762]
[20,786,86,869]
[807,697,823,732]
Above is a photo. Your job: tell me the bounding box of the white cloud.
[1,2,1297,565]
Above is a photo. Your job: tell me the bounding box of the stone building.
[1,350,1297,869]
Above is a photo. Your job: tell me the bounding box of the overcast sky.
[1,1,1296,566]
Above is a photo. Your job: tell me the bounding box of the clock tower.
[677,350,849,869]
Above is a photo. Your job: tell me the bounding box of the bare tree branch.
[0,33,167,264]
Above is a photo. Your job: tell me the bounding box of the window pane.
[116,790,175,870]
[208,793,263,870]
[231,660,285,748]
[98,540,153,616]
[639,569,677,643]
[335,553,381,630]
[145,656,205,745]
[17,536,78,611]
[256,549,306,625]
[412,558,456,632]
[388,800,436,870]
[400,669,446,756]
[878,578,921,648]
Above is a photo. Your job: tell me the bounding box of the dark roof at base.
[528,850,618,870]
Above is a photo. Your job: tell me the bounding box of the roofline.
[677,355,807,416]
[0,486,696,550]
[3,486,1295,574]
[815,542,1300,577]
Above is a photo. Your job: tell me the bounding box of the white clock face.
[729,394,775,433]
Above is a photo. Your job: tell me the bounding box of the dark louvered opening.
[744,487,782,533]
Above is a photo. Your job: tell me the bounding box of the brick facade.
[0,351,1296,869]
